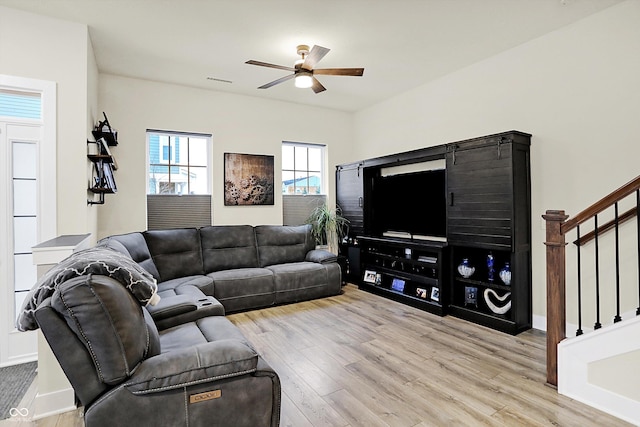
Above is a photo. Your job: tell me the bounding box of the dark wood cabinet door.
[336,162,364,237]
[446,140,514,249]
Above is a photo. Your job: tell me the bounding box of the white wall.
[0,5,99,416]
[353,0,640,324]
[0,5,98,238]
[96,75,354,238]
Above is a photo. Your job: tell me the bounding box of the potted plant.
[306,203,349,254]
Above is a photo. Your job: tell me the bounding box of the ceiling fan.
[246,44,364,93]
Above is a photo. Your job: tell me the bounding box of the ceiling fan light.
[295,72,313,89]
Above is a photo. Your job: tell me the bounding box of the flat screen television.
[369,168,447,240]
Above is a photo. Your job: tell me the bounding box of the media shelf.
[336,130,531,334]
[358,236,447,316]
[448,245,529,335]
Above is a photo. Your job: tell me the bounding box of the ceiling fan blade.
[311,77,326,94]
[246,60,296,72]
[301,45,330,70]
[314,68,365,76]
[258,73,295,89]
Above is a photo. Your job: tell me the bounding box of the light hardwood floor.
[3,283,632,426]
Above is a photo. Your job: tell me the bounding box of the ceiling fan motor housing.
[296,45,310,56]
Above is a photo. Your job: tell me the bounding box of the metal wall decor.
[224,153,274,206]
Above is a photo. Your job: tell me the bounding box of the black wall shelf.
[87,113,118,205]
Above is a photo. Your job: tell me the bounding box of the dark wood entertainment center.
[336,130,532,334]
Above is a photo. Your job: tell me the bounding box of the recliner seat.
[35,274,281,427]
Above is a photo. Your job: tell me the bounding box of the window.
[282,142,324,195]
[147,130,211,195]
[0,89,41,119]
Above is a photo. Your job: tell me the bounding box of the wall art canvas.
[224,153,274,205]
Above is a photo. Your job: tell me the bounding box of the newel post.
[543,210,569,387]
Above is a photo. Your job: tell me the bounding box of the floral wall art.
[224,153,275,206]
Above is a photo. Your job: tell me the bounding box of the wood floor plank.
[17,283,634,427]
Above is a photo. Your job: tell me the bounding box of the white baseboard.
[532,314,546,331]
[33,386,76,420]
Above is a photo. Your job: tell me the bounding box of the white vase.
[499,262,511,286]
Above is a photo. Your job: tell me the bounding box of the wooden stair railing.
[544,174,640,387]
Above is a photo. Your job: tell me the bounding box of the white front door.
[0,75,56,367]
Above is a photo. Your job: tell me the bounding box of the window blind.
[147,194,211,230]
[282,194,326,226]
[0,89,41,119]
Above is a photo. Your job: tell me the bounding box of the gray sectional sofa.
[18,224,342,427]
[34,273,281,427]
[98,224,343,327]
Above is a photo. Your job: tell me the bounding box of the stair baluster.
[594,215,602,330]
[637,190,640,316]
[576,224,583,336]
[614,202,622,323]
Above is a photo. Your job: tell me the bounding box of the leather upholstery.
[143,228,204,281]
[100,232,161,280]
[98,224,342,316]
[50,275,157,385]
[208,268,275,312]
[200,225,259,272]
[35,274,281,427]
[254,224,315,267]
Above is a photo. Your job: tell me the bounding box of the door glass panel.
[13,217,37,254]
[13,180,37,216]
[12,142,37,178]
[14,254,36,292]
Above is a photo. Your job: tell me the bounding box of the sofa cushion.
[50,275,159,385]
[200,225,259,272]
[98,232,161,280]
[254,225,315,268]
[156,275,214,297]
[208,268,275,313]
[159,316,252,353]
[268,262,328,304]
[144,228,204,282]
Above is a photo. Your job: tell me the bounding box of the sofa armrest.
[146,294,197,320]
[152,296,225,330]
[125,339,258,395]
[305,249,338,264]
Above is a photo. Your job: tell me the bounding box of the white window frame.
[146,129,212,196]
[159,135,174,164]
[282,141,326,195]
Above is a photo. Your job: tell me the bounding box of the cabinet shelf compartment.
[360,279,443,314]
[358,236,446,316]
[371,265,439,287]
[449,245,529,335]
